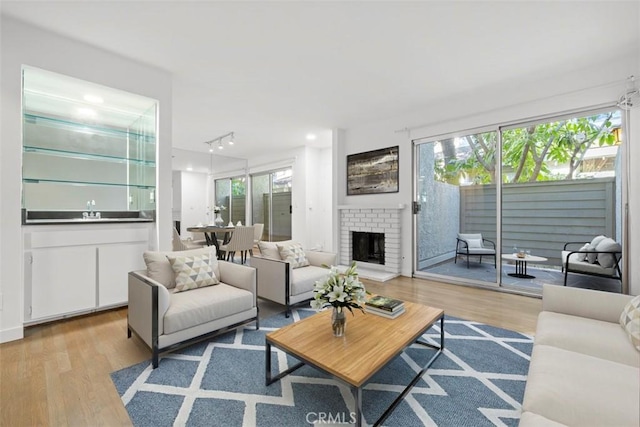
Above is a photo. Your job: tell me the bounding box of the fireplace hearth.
[352,231,385,265]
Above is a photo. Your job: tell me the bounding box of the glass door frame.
[250,167,292,242]
[412,124,503,289]
[412,104,628,294]
[214,175,247,226]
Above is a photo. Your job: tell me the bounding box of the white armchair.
[128,246,258,368]
[250,240,336,317]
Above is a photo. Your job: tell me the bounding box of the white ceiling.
[2,1,639,161]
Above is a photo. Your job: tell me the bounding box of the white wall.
[339,57,640,295]
[305,146,333,251]
[247,145,333,251]
[180,172,209,234]
[0,17,173,342]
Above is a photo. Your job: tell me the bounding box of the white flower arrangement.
[208,205,226,215]
[311,261,367,313]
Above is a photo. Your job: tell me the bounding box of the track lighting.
[203,131,236,152]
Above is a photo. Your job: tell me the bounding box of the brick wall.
[339,207,402,273]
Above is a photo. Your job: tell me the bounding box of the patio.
[420,257,622,294]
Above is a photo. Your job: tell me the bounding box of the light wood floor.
[0,276,541,427]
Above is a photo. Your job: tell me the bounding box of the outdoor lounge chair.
[561,236,622,288]
[455,233,496,269]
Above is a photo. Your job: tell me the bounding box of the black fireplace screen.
[352,231,385,265]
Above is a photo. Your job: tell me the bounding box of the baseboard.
[0,326,24,343]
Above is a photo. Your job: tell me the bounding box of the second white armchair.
[251,240,336,317]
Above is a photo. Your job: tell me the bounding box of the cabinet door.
[30,247,97,320]
[98,243,148,307]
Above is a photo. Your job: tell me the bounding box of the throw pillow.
[277,242,310,268]
[144,247,219,289]
[595,238,622,269]
[590,235,607,248]
[167,252,219,292]
[585,244,598,264]
[257,241,281,260]
[619,295,640,351]
[574,243,590,262]
[465,238,483,249]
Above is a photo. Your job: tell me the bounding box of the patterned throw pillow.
[277,242,310,269]
[619,295,640,351]
[167,253,219,292]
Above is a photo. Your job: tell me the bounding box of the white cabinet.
[98,243,148,306]
[24,224,151,324]
[28,247,97,319]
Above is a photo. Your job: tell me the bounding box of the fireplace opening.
[352,232,385,265]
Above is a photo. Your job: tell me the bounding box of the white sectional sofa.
[520,285,639,426]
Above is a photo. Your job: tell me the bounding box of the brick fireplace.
[338,205,403,277]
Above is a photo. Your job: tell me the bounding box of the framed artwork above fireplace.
[347,146,399,195]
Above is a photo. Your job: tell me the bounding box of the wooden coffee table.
[265,301,445,426]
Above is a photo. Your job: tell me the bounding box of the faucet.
[83,200,99,219]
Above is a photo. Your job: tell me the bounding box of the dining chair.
[172,227,207,251]
[218,226,255,264]
[251,223,265,256]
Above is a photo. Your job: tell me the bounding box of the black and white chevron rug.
[111,309,533,426]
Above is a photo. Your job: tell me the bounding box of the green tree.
[438,112,618,184]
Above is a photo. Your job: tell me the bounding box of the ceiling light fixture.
[306,133,317,140]
[204,131,236,152]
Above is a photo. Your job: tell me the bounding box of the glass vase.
[331,306,346,337]
[214,213,224,226]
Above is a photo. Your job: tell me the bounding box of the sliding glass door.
[414,108,624,294]
[251,168,292,242]
[499,109,623,292]
[414,130,499,287]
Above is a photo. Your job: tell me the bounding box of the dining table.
[186,225,235,259]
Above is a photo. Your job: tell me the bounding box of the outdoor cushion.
[163,283,254,334]
[590,235,607,247]
[596,237,622,268]
[561,251,617,275]
[465,238,483,248]
[574,243,590,262]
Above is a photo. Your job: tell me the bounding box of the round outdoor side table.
[501,253,548,279]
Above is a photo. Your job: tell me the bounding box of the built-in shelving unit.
[21,67,158,215]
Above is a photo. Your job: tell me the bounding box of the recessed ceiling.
[2,1,639,160]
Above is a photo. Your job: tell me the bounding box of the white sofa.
[250,240,336,317]
[520,285,639,426]
[128,247,258,368]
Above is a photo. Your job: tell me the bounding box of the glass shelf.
[23,113,156,142]
[22,178,155,189]
[23,146,156,166]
